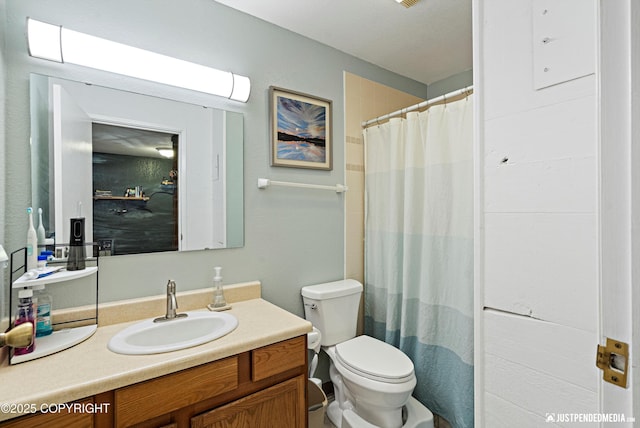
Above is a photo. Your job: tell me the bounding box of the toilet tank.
[301,279,363,346]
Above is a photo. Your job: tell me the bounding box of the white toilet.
[301,279,434,428]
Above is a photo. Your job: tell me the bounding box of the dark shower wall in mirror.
[93,151,178,255]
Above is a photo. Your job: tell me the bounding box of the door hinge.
[596,338,629,388]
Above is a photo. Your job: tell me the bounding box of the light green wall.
[427,69,473,98]
[0,0,7,328]
[2,0,428,318]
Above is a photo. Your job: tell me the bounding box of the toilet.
[301,279,434,428]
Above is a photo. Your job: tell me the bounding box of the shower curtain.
[363,96,474,428]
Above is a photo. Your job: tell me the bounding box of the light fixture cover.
[27,18,62,62]
[26,18,251,102]
[397,0,419,7]
[156,148,174,158]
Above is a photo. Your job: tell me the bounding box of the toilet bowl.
[325,336,416,427]
[301,280,434,428]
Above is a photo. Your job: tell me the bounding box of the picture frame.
[269,86,332,170]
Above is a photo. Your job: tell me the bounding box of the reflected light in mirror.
[156,147,174,158]
[26,18,251,102]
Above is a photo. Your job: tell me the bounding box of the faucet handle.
[167,280,178,309]
[154,280,186,322]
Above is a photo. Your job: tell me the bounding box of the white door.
[474,0,634,426]
[52,84,93,246]
[598,0,635,422]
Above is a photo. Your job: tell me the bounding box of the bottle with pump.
[26,207,38,271]
[14,289,36,355]
[208,266,231,311]
[33,285,53,337]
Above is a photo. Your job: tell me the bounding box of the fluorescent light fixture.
[156,147,174,158]
[27,18,251,102]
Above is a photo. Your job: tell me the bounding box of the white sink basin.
[108,311,238,355]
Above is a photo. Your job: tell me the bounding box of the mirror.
[30,74,244,255]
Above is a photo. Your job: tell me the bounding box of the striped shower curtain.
[363,96,474,428]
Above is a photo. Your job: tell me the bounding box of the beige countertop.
[0,282,312,422]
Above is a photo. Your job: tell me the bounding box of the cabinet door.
[115,356,238,428]
[191,375,306,428]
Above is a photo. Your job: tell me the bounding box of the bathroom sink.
[108,311,238,355]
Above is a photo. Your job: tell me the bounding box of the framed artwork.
[270,86,332,170]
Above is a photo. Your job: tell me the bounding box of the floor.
[317,396,452,428]
[322,414,336,428]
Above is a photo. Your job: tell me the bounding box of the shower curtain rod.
[361,84,473,128]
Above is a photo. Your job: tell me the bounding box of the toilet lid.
[335,336,414,383]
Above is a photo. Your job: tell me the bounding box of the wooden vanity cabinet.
[115,335,308,428]
[0,336,308,428]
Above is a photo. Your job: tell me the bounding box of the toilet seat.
[335,335,414,384]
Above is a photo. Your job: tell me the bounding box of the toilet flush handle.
[304,303,318,310]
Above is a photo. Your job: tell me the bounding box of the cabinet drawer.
[191,375,306,428]
[115,356,238,428]
[251,336,306,382]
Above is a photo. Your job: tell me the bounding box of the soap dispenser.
[207,266,231,311]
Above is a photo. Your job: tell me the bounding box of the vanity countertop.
[0,286,312,422]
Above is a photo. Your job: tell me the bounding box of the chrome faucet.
[154,279,188,323]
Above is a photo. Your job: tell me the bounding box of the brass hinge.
[596,338,629,388]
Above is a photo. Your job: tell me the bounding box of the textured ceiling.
[214,0,472,85]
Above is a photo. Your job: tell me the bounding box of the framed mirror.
[30,74,244,255]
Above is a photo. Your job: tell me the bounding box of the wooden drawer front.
[251,336,306,382]
[115,356,238,428]
[191,375,306,428]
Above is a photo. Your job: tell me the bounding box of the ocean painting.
[271,87,332,170]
